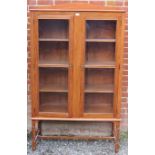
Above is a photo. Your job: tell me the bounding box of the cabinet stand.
[31,119,121,153]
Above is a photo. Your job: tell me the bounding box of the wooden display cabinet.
[30,3,125,153]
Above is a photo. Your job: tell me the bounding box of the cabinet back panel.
[40,92,68,112]
[85,93,113,113]
[39,19,68,39]
[86,42,115,63]
[85,68,114,87]
[86,20,116,39]
[39,68,68,91]
[39,42,68,64]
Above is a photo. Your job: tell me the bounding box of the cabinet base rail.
[32,117,121,121]
[38,135,115,140]
[31,119,121,153]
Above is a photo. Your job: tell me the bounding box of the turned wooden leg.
[38,121,42,136]
[114,122,120,154]
[32,120,36,151]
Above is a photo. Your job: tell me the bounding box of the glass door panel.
[84,20,116,115]
[38,18,70,114]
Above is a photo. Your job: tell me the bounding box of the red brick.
[125,31,128,36]
[121,113,128,118]
[123,70,128,76]
[71,0,88,4]
[122,103,128,108]
[27,24,30,30]
[122,91,128,97]
[121,123,128,128]
[90,1,105,5]
[27,12,30,17]
[55,0,71,4]
[121,108,128,113]
[28,0,36,5]
[125,18,128,24]
[120,6,128,12]
[124,47,128,53]
[123,58,128,64]
[125,1,128,6]
[27,57,31,62]
[27,46,30,51]
[125,24,128,30]
[123,75,128,81]
[124,42,128,48]
[124,53,128,59]
[38,0,51,5]
[124,36,128,42]
[125,13,128,18]
[107,1,123,7]
[123,64,128,69]
[121,117,128,121]
[122,82,128,87]
[122,97,127,102]
[122,87,128,92]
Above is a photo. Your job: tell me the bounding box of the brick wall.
[27,0,128,133]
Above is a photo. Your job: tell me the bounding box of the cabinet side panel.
[30,12,39,117]
[114,13,125,118]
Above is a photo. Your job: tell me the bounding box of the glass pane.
[84,20,116,114]
[85,42,115,66]
[85,68,114,93]
[39,19,68,39]
[85,93,113,113]
[84,68,114,114]
[38,19,69,113]
[40,93,68,113]
[39,68,68,113]
[39,68,68,92]
[39,42,68,65]
[86,20,116,39]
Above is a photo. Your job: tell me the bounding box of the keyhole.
[75,13,80,16]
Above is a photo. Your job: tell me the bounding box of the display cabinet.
[30,3,125,153]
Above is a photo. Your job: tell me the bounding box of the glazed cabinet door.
[80,13,124,118]
[31,13,74,118]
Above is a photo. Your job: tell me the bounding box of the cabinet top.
[29,3,125,13]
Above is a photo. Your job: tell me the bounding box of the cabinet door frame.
[78,12,124,118]
[30,12,74,118]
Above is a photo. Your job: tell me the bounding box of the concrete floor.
[27,138,128,155]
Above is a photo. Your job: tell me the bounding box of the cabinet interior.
[39,19,69,39]
[38,18,117,115]
[40,92,68,113]
[86,20,116,39]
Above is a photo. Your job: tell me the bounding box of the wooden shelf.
[40,88,68,93]
[39,68,68,93]
[85,84,114,93]
[85,61,115,68]
[39,38,69,42]
[40,92,68,112]
[39,63,69,68]
[40,103,67,112]
[85,103,113,113]
[86,39,116,42]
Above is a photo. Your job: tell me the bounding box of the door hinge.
[119,64,121,70]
